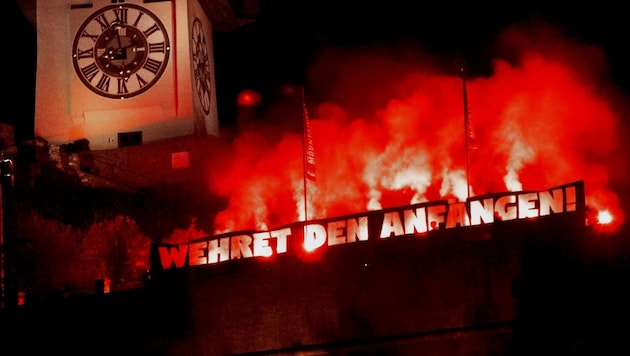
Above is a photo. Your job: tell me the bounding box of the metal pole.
[301,86,309,222]
[461,67,471,200]
[1,183,4,308]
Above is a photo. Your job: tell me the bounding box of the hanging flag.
[461,67,479,151]
[303,97,316,181]
[461,66,475,199]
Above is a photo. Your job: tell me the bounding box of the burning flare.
[203,20,628,234]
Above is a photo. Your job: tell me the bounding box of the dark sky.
[213,2,630,121]
[230,2,630,83]
[5,0,36,141]
[4,0,630,140]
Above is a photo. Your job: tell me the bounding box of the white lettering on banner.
[469,198,494,225]
[155,182,583,270]
[159,228,291,269]
[305,216,369,250]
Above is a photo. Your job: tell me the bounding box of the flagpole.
[301,86,316,228]
[301,85,309,222]
[0,183,4,308]
[461,67,471,200]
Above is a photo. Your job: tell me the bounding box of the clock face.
[72,4,170,99]
[191,18,212,115]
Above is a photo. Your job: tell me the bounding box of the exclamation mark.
[565,186,576,212]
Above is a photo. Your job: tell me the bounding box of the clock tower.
[34,0,219,149]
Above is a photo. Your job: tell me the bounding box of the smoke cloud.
[204,20,629,234]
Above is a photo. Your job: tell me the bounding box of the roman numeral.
[77,47,94,60]
[143,24,160,37]
[132,12,145,27]
[117,78,128,94]
[96,74,111,92]
[94,14,110,32]
[80,30,99,43]
[80,63,99,82]
[135,74,148,88]
[113,8,128,23]
[148,42,165,53]
[143,58,162,74]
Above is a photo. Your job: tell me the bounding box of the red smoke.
[205,20,629,234]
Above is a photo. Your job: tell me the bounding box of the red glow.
[588,208,622,234]
[303,225,326,252]
[203,20,629,235]
[237,89,261,107]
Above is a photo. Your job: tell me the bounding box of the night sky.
[4,0,36,141]
[213,2,630,96]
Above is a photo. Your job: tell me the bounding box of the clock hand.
[111,22,131,80]
[113,23,126,59]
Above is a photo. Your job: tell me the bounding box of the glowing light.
[237,89,261,107]
[597,210,613,225]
